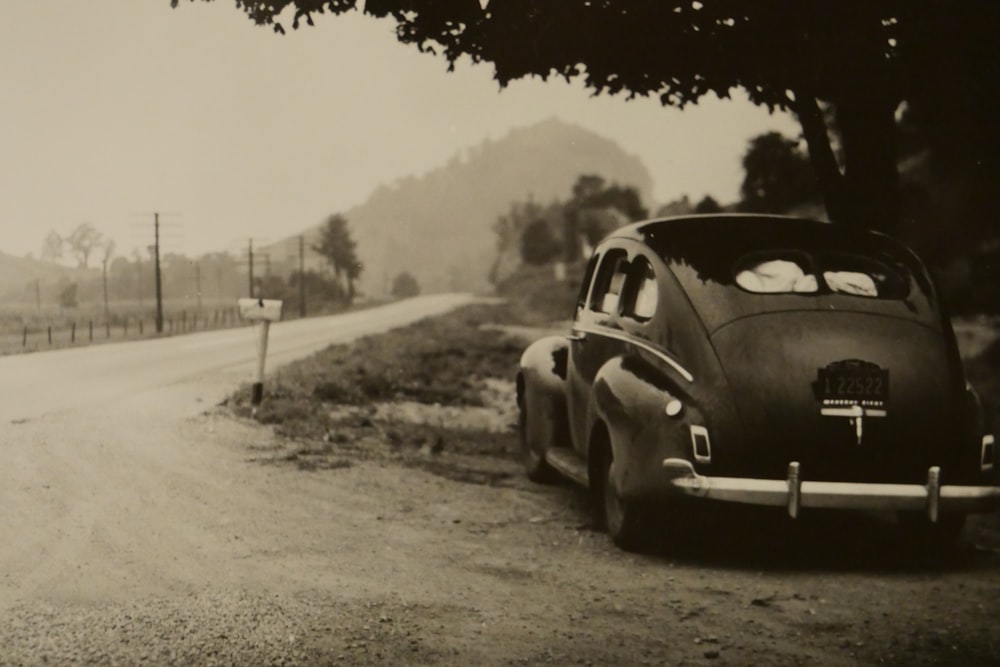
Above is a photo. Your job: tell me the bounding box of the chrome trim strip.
[983,434,995,473]
[571,324,694,383]
[660,458,1000,520]
[820,406,887,418]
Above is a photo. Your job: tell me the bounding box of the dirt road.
[1,302,999,666]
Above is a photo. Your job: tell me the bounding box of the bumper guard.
[662,458,1000,522]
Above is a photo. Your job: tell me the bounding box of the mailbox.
[237,298,283,412]
[238,298,283,322]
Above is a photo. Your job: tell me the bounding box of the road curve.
[0,293,478,425]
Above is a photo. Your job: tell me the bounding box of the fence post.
[106,321,111,338]
[89,320,93,341]
[71,322,76,343]
[47,326,51,345]
[22,326,27,348]
[139,319,144,335]
[124,319,129,336]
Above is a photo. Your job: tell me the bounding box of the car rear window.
[734,251,907,299]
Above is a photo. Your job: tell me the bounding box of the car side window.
[589,249,629,315]
[622,257,658,322]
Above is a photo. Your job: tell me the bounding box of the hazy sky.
[1,0,799,260]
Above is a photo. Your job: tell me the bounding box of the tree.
[101,239,116,321]
[694,196,723,214]
[66,222,103,268]
[739,132,819,213]
[520,218,562,265]
[40,230,64,264]
[58,282,78,309]
[175,1,1000,242]
[312,213,363,303]
[391,271,421,298]
[489,199,561,284]
[564,174,647,260]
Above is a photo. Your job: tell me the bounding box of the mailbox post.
[237,298,283,413]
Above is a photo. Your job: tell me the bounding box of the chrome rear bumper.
[662,458,1000,522]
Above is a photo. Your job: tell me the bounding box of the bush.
[520,219,563,265]
[391,271,421,298]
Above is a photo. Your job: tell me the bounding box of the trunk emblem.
[814,360,888,446]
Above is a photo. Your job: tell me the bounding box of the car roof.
[596,214,941,333]
[609,213,870,242]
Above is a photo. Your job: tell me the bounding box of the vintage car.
[517,214,1000,551]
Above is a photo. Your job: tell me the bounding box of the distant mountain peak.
[269,117,654,295]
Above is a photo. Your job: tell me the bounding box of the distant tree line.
[492,138,820,282]
[489,174,648,283]
[19,213,377,315]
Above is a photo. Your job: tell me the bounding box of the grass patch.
[260,303,522,411]
[228,303,531,484]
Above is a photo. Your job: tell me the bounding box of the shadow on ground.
[564,485,1000,574]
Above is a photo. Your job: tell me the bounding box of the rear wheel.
[897,512,966,557]
[518,388,558,483]
[597,446,648,552]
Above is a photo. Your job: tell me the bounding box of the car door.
[566,246,630,454]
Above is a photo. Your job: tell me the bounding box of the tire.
[518,389,558,483]
[597,445,648,552]
[897,511,966,558]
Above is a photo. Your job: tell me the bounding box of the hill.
[266,118,654,295]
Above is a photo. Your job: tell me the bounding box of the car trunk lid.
[708,310,964,483]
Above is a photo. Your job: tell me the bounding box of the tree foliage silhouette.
[739,132,818,214]
[66,223,104,268]
[564,174,647,260]
[520,219,562,266]
[312,213,363,303]
[390,271,421,298]
[694,196,723,214]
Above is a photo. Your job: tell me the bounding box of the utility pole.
[248,238,254,297]
[298,235,306,317]
[154,212,163,333]
[194,261,202,315]
[102,257,110,322]
[138,257,143,307]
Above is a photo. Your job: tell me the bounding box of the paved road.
[0,294,476,425]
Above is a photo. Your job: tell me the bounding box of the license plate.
[816,360,888,403]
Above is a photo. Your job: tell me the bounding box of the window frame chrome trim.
[570,323,695,383]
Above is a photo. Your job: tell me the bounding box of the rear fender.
[962,382,997,483]
[587,355,705,498]
[518,336,570,453]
